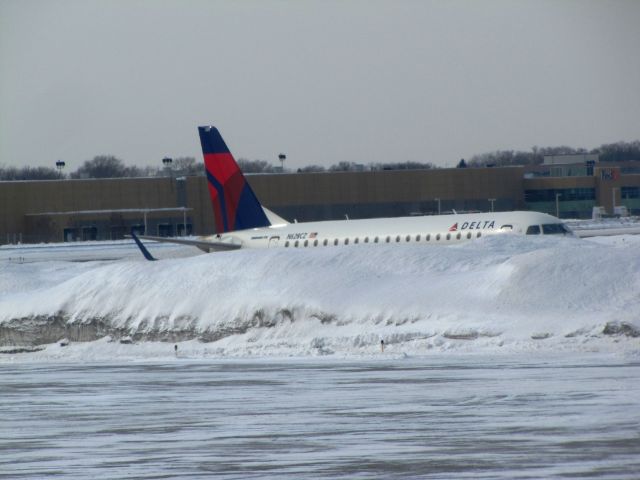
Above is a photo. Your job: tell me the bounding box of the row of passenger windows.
[283,231,482,248]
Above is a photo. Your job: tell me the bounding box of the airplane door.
[268,236,280,248]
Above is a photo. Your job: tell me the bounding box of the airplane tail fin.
[198,126,271,233]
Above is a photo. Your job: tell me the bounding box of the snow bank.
[1,235,639,358]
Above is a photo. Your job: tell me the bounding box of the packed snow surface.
[1,234,639,359]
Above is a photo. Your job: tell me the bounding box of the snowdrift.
[1,235,639,356]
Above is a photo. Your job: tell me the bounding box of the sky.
[1,0,639,171]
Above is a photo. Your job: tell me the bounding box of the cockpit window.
[526,225,541,235]
[542,223,569,235]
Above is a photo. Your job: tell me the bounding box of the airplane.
[132,125,573,259]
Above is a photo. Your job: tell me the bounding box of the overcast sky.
[1,0,639,171]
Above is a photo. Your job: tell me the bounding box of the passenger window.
[446,233,451,241]
[344,238,349,245]
[364,237,369,243]
[294,240,299,247]
[396,235,401,243]
[323,239,328,246]
[405,235,411,242]
[477,232,481,238]
[467,232,472,239]
[436,234,441,241]
[386,236,391,243]
[304,240,308,247]
[334,239,339,246]
[416,234,421,242]
[456,233,461,240]
[354,238,359,244]
[426,234,431,241]
[285,241,290,247]
[313,239,318,247]
[374,237,379,243]
[526,225,541,235]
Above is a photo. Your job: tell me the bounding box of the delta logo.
[450,220,497,231]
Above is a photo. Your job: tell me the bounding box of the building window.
[622,187,640,199]
[525,188,595,202]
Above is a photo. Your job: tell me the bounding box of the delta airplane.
[132,126,572,259]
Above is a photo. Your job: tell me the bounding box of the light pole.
[434,198,441,215]
[488,198,496,212]
[55,160,65,177]
[182,207,187,236]
[162,157,173,177]
[278,153,286,172]
[555,193,562,218]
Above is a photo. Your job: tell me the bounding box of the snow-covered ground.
[3,357,639,479]
[1,231,639,361]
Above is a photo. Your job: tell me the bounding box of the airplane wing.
[137,234,241,251]
[128,232,241,260]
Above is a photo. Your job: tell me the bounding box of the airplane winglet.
[129,231,157,261]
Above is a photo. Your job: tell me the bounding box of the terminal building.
[1,157,639,244]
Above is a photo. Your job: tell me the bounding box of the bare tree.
[298,165,326,173]
[172,157,204,176]
[237,158,279,173]
[593,141,640,162]
[0,166,64,180]
[71,155,140,178]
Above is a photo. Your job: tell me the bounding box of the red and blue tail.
[198,126,271,233]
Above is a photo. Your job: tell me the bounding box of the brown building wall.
[247,167,524,206]
[247,167,525,221]
[1,165,639,244]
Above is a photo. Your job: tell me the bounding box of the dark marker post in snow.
[174,344,178,356]
[380,339,385,353]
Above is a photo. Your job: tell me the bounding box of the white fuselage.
[203,211,570,251]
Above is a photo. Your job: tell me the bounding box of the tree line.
[468,140,640,167]
[0,156,203,180]
[2,140,639,180]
